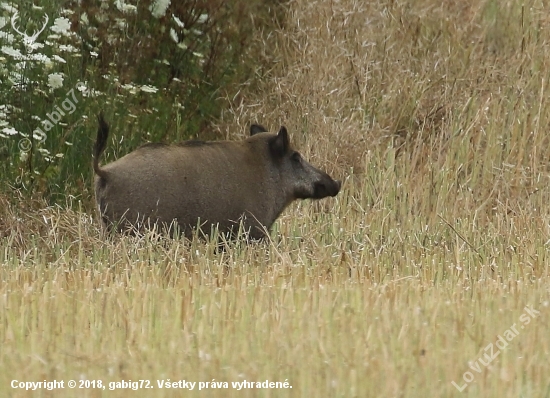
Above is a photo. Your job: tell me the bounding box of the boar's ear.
[250,124,268,136]
[269,126,290,157]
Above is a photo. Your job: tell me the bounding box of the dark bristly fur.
[93,115,341,239]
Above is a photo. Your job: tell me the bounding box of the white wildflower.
[0,16,6,29]
[0,105,9,117]
[1,46,22,59]
[89,51,98,58]
[140,85,158,93]
[20,151,28,162]
[58,44,78,52]
[121,83,138,94]
[169,28,178,43]
[76,82,87,92]
[197,13,208,24]
[47,73,64,89]
[50,17,71,35]
[115,18,127,30]
[150,0,170,18]
[30,42,45,51]
[81,89,99,97]
[173,15,184,28]
[0,2,17,14]
[115,0,137,14]
[80,13,89,25]
[52,54,66,63]
[2,126,18,135]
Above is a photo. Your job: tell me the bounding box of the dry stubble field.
[2,0,550,397]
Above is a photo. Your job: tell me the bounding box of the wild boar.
[93,114,341,239]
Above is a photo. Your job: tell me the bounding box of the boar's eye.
[291,152,301,163]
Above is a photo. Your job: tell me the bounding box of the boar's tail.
[93,112,109,179]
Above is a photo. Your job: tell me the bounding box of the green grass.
[2,0,550,397]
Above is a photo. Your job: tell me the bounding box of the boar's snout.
[313,176,341,199]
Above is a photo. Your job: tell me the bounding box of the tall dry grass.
[1,0,550,397]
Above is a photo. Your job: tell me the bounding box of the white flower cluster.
[0,0,211,167]
[0,2,79,162]
[0,5,72,86]
[150,0,171,19]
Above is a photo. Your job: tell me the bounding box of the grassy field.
[2,0,550,397]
